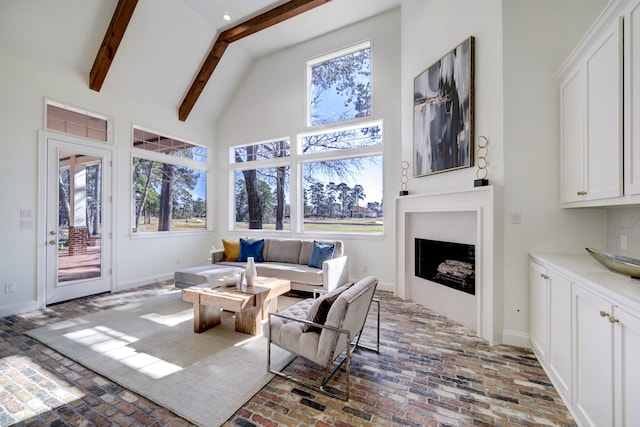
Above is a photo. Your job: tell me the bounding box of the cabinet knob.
[540,273,550,280]
[577,191,588,196]
[600,310,609,318]
[609,316,620,324]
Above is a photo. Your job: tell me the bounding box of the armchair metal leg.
[267,335,352,401]
[354,297,380,353]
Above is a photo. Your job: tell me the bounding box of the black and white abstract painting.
[413,37,474,177]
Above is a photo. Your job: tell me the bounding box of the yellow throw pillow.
[222,239,240,261]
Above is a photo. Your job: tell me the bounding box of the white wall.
[401,0,608,345]
[0,44,216,315]
[501,0,609,344]
[401,0,505,190]
[216,9,402,289]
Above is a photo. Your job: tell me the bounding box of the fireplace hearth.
[415,238,475,295]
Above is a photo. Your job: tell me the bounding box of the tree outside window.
[303,156,382,233]
[232,139,291,231]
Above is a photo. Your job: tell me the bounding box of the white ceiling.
[0,0,401,122]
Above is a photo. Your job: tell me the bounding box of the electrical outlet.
[176,258,181,265]
[362,264,368,272]
[621,235,628,250]
[5,282,16,293]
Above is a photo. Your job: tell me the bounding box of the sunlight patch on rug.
[63,325,183,379]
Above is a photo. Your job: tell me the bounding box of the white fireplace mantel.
[395,185,504,345]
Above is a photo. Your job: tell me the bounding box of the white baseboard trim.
[0,300,40,317]
[115,273,174,292]
[502,330,531,348]
[374,280,394,292]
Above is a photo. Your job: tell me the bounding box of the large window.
[308,42,371,126]
[132,126,208,233]
[230,123,382,234]
[301,122,383,233]
[230,42,382,235]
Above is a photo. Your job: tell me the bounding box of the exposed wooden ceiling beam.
[179,0,332,122]
[89,0,138,92]
[220,0,332,43]
[178,39,229,122]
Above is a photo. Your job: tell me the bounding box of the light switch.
[511,211,522,224]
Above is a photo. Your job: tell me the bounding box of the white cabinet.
[624,1,640,195]
[572,283,640,427]
[530,254,640,427]
[529,261,549,359]
[559,17,623,204]
[529,262,572,402]
[614,306,640,427]
[572,282,615,427]
[547,270,572,402]
[560,67,586,203]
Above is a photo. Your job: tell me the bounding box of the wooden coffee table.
[181,277,291,336]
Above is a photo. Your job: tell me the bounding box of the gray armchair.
[264,276,379,400]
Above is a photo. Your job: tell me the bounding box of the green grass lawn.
[135,216,383,233]
[234,217,383,233]
[135,217,206,232]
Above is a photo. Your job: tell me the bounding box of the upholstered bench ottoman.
[174,265,240,289]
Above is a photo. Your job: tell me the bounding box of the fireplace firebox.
[415,238,475,295]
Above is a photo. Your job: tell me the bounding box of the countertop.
[530,252,640,312]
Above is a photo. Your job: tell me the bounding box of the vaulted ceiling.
[0,0,401,122]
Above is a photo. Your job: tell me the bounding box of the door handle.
[49,230,56,236]
[48,240,57,245]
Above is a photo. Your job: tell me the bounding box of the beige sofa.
[210,238,349,293]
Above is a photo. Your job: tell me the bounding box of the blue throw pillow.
[308,241,335,269]
[238,239,264,262]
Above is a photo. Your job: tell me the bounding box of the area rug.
[26,293,296,427]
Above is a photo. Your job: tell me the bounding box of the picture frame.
[413,37,475,177]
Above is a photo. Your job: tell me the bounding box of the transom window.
[133,127,207,163]
[46,100,112,143]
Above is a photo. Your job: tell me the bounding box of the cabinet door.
[560,67,586,203]
[624,2,640,195]
[613,306,640,427]
[573,283,615,427]
[584,17,623,200]
[548,270,572,402]
[530,261,549,360]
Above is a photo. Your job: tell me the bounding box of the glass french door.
[45,137,111,304]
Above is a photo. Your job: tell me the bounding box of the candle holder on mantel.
[474,136,489,187]
[399,160,409,196]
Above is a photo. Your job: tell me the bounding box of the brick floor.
[0,281,575,427]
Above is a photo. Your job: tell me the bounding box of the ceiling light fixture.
[222,14,231,22]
